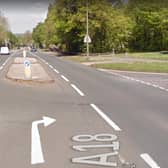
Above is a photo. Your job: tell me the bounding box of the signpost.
[24,59,31,79]
[23,50,26,58]
[85,0,91,57]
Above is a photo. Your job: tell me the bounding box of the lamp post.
[86,0,89,57]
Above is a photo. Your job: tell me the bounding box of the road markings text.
[72,134,119,167]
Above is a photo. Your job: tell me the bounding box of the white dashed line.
[100,69,168,92]
[145,82,152,86]
[49,65,54,69]
[158,87,165,90]
[71,84,85,96]
[152,84,159,88]
[90,104,121,131]
[54,69,59,74]
[140,153,160,168]
[0,66,3,70]
[61,75,69,82]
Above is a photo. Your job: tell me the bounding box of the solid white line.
[61,75,69,82]
[71,84,85,96]
[140,153,160,168]
[90,104,121,131]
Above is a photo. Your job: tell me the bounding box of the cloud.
[0,0,55,33]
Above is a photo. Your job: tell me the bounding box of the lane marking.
[49,64,54,69]
[90,104,121,131]
[61,75,69,82]
[100,69,168,92]
[71,84,85,96]
[140,153,160,168]
[54,69,59,74]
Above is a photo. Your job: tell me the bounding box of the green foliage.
[7,32,19,48]
[128,2,168,51]
[32,0,168,53]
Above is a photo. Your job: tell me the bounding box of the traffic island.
[6,57,54,84]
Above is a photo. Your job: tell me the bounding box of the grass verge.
[92,62,168,73]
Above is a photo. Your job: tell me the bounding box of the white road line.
[49,65,54,69]
[158,87,165,90]
[0,66,3,70]
[145,82,152,86]
[140,81,146,84]
[54,69,59,74]
[100,69,168,92]
[90,104,121,131]
[140,153,160,168]
[61,75,69,82]
[71,84,85,96]
[152,84,159,88]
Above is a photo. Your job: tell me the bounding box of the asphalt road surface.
[0,50,167,168]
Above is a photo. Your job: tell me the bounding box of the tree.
[33,0,132,53]
[127,2,168,51]
[0,12,9,45]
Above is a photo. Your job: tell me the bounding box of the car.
[0,47,10,55]
[31,47,37,52]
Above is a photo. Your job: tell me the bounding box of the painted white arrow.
[31,116,56,165]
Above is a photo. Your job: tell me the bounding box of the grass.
[92,62,168,73]
[63,56,90,62]
[117,52,168,60]
[63,52,168,62]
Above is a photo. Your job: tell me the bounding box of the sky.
[0,0,54,34]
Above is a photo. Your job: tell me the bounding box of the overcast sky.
[0,0,54,34]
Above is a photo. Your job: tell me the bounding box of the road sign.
[24,60,31,67]
[84,34,91,43]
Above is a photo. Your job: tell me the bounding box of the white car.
[0,47,10,55]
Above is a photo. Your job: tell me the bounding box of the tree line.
[32,0,168,53]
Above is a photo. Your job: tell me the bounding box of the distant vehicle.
[31,47,37,52]
[0,47,10,55]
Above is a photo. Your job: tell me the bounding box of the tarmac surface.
[0,50,167,168]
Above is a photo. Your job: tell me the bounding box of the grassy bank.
[92,62,168,73]
[63,52,168,62]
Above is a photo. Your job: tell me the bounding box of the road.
[0,50,167,168]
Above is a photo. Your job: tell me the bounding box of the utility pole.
[86,0,89,57]
[84,0,91,57]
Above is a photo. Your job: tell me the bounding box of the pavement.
[0,50,167,168]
